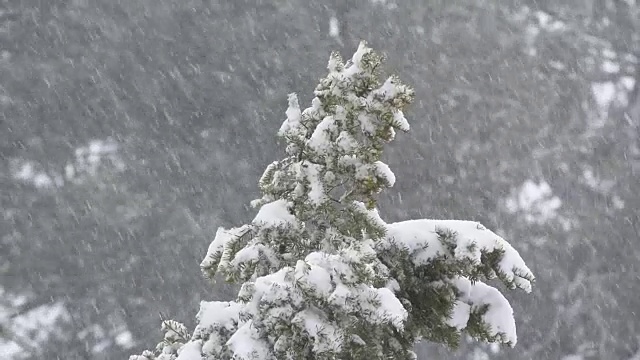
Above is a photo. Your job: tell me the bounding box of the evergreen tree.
[131,41,534,360]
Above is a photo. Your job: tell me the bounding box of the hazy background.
[1,1,639,359]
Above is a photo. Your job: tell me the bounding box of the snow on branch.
[383,219,534,292]
[379,218,535,346]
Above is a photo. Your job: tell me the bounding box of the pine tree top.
[131,41,534,360]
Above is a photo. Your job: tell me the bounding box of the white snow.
[115,330,134,348]
[357,112,376,134]
[601,60,620,73]
[226,321,270,359]
[535,11,566,32]
[373,161,396,187]
[12,162,34,181]
[548,60,566,70]
[392,109,410,132]
[279,93,302,137]
[374,287,407,329]
[620,76,635,91]
[176,340,202,360]
[534,11,551,28]
[302,248,408,331]
[308,115,337,155]
[196,301,242,334]
[352,201,388,230]
[253,199,296,227]
[231,243,279,271]
[336,131,359,152]
[384,219,534,292]
[258,161,279,190]
[582,168,615,194]
[329,17,340,39]
[373,77,404,103]
[612,195,625,210]
[601,48,617,59]
[292,308,342,353]
[304,162,327,206]
[201,225,251,271]
[354,162,371,181]
[591,81,616,115]
[447,300,472,330]
[385,220,447,263]
[505,180,562,225]
[33,172,54,189]
[301,96,325,124]
[351,41,371,69]
[295,260,333,297]
[453,277,518,345]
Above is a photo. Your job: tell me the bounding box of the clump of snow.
[373,77,405,104]
[226,320,270,359]
[518,9,568,56]
[201,225,251,272]
[72,138,123,177]
[197,302,244,355]
[612,76,637,108]
[33,172,54,189]
[601,48,617,59]
[328,16,340,39]
[253,199,297,227]
[590,76,637,123]
[582,168,616,194]
[620,76,636,91]
[374,161,396,187]
[176,341,202,360]
[534,11,566,32]
[279,93,302,137]
[336,131,359,152]
[295,260,333,297]
[303,162,327,206]
[447,300,472,330]
[351,41,371,70]
[612,195,625,210]
[231,243,279,272]
[309,116,337,155]
[12,162,34,181]
[505,180,561,225]
[592,82,616,117]
[292,308,342,353]
[392,109,410,132]
[351,201,387,229]
[548,60,566,70]
[453,277,518,344]
[11,161,56,189]
[601,60,620,73]
[115,330,134,348]
[196,301,242,335]
[357,112,377,135]
[374,287,408,329]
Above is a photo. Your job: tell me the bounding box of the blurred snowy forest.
[0,0,639,359]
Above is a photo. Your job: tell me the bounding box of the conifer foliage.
[131,42,534,360]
